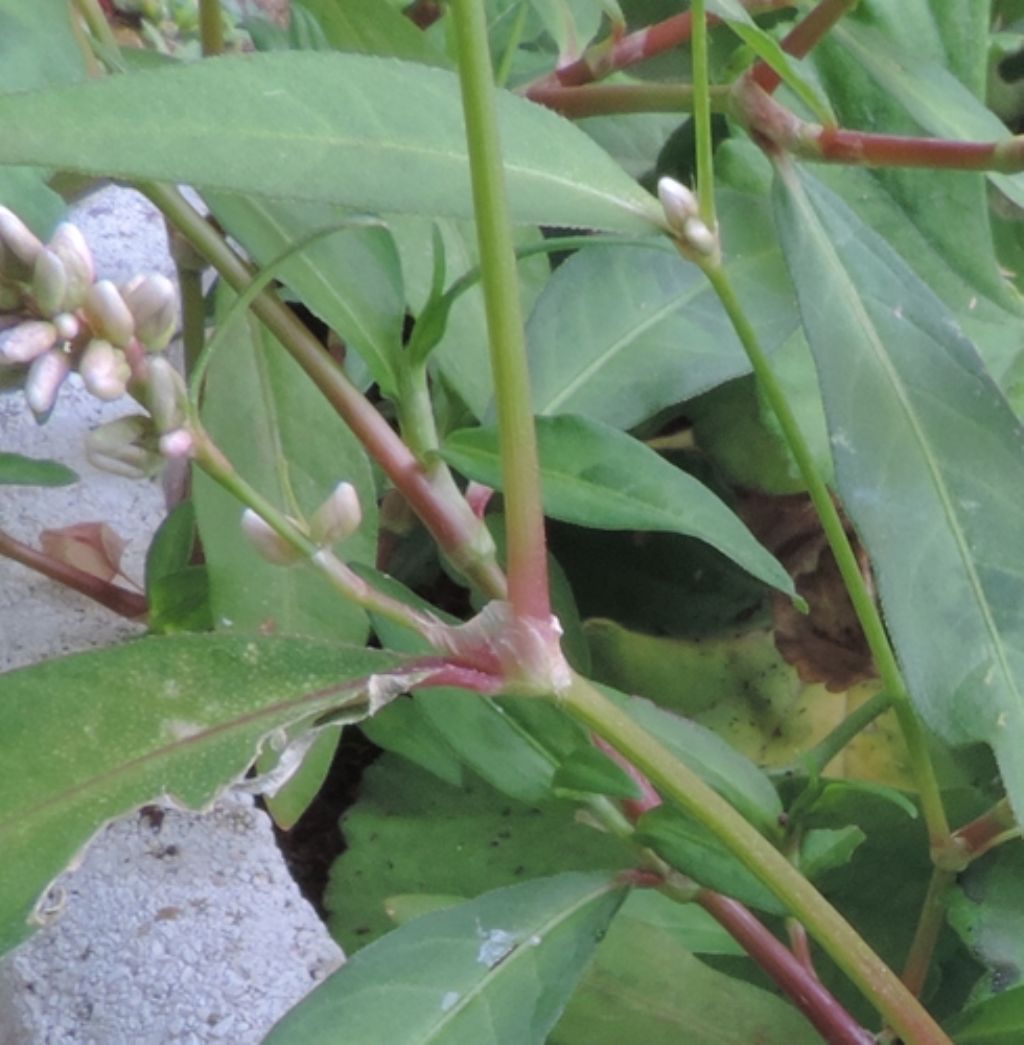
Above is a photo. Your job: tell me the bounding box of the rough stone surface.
[0,187,344,1043]
[0,795,342,1045]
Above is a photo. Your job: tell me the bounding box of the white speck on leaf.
[161,679,181,700]
[830,431,853,452]
[528,934,542,947]
[242,642,260,665]
[164,719,204,741]
[477,926,517,968]
[441,991,460,1012]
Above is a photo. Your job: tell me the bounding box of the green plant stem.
[901,868,956,997]
[558,672,950,1042]
[750,0,857,95]
[690,0,716,229]
[141,182,506,599]
[449,0,550,623]
[71,0,121,55]
[771,687,893,782]
[189,426,444,637]
[701,262,953,856]
[696,890,871,1043]
[198,0,225,57]
[495,0,529,88]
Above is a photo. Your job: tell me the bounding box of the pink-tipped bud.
[79,339,131,401]
[657,177,699,235]
[85,415,163,478]
[310,481,362,545]
[143,356,187,433]
[122,274,178,351]
[48,223,95,310]
[31,248,68,317]
[241,509,302,566]
[682,215,717,257]
[0,206,43,279]
[0,320,58,364]
[84,280,135,348]
[25,348,71,420]
[159,428,195,460]
[53,312,81,342]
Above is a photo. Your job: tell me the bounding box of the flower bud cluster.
[241,483,364,567]
[657,177,719,258]
[0,206,179,423]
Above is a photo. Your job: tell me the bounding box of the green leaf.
[944,986,1024,1044]
[0,53,663,234]
[442,413,796,599]
[0,0,83,236]
[525,190,798,429]
[193,284,377,644]
[552,745,642,800]
[0,634,407,954]
[948,844,1024,1000]
[617,688,784,838]
[206,196,406,395]
[798,826,866,881]
[832,19,1024,210]
[774,164,1024,822]
[147,567,213,635]
[635,807,784,914]
[325,755,634,952]
[705,0,833,124]
[273,871,628,1044]
[296,0,450,66]
[552,905,821,1044]
[145,501,198,591]
[0,452,77,487]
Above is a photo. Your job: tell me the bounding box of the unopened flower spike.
[241,509,303,567]
[84,280,135,348]
[310,481,362,546]
[122,274,178,351]
[48,223,95,311]
[657,176,699,235]
[0,206,43,279]
[79,339,131,401]
[25,348,71,422]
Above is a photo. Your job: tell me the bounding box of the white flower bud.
[31,248,68,317]
[657,177,699,234]
[310,481,362,545]
[143,356,187,433]
[0,206,43,279]
[25,348,71,420]
[79,339,131,401]
[241,509,302,566]
[48,223,95,310]
[84,280,135,348]
[53,311,81,342]
[682,215,717,257]
[0,320,58,364]
[122,274,178,351]
[86,415,163,478]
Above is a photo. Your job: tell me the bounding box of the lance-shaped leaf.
[442,413,796,599]
[0,452,77,487]
[0,634,408,953]
[525,190,798,430]
[266,871,628,1044]
[773,164,1024,820]
[0,52,663,234]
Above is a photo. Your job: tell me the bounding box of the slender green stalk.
[702,262,953,854]
[495,0,529,88]
[901,869,956,997]
[449,0,551,623]
[190,426,443,637]
[559,673,950,1043]
[689,0,716,229]
[141,182,506,598]
[198,0,225,57]
[526,82,710,118]
[71,0,121,55]
[771,687,893,782]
